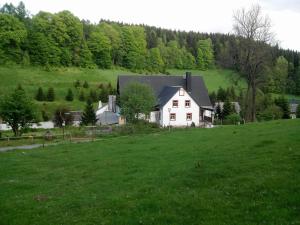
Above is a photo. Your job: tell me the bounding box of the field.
[0,119,299,225]
[0,66,245,114]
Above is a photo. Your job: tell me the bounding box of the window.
[172,100,178,107]
[170,113,176,121]
[186,113,192,121]
[185,100,191,107]
[179,88,185,96]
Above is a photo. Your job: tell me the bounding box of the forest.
[0,1,300,96]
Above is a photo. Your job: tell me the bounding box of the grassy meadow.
[0,66,245,114]
[0,119,299,225]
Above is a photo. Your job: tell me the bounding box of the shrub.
[53,106,73,127]
[74,80,81,88]
[257,105,283,121]
[47,87,55,101]
[224,113,241,125]
[35,87,45,101]
[83,81,89,88]
[65,88,74,101]
[79,90,85,101]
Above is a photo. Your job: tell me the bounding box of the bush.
[47,87,55,101]
[35,87,45,101]
[65,88,74,101]
[224,113,241,125]
[257,105,283,121]
[79,90,85,101]
[83,81,89,88]
[74,80,81,88]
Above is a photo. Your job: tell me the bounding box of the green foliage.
[74,80,81,88]
[83,81,89,88]
[273,56,289,93]
[120,82,155,123]
[222,99,233,119]
[296,104,300,118]
[46,87,55,102]
[35,87,45,101]
[89,89,98,102]
[217,86,227,101]
[65,88,74,101]
[224,113,241,125]
[81,99,97,125]
[197,38,214,70]
[274,96,290,119]
[78,90,85,101]
[257,105,283,121]
[87,31,112,68]
[146,48,164,72]
[0,13,27,64]
[0,88,36,136]
[53,106,73,127]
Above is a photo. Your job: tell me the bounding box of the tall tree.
[120,82,155,123]
[81,99,97,125]
[233,4,274,122]
[0,14,27,64]
[273,56,288,93]
[0,89,36,136]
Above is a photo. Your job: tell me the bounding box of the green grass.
[0,119,299,225]
[0,66,244,113]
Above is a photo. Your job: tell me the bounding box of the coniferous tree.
[89,89,98,102]
[79,90,85,101]
[74,80,81,88]
[47,87,55,101]
[81,99,97,125]
[83,81,89,88]
[222,99,233,119]
[217,87,227,102]
[65,88,74,101]
[35,87,45,101]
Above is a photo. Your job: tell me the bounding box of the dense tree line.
[0,2,300,96]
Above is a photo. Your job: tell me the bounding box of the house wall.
[160,89,200,127]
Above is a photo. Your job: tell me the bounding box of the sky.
[1,0,299,51]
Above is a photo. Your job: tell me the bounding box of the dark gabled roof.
[117,75,212,107]
[157,86,180,106]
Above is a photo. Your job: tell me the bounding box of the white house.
[117,72,214,127]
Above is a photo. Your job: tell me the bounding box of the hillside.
[0,66,245,114]
[0,119,299,224]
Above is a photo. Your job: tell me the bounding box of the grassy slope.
[0,66,245,113]
[0,119,299,225]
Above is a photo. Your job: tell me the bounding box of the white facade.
[153,88,201,127]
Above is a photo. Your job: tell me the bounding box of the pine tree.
[79,90,85,101]
[89,89,98,102]
[223,99,233,119]
[83,81,89,88]
[35,87,44,101]
[47,87,55,101]
[74,80,81,88]
[216,104,223,120]
[65,88,74,101]
[81,99,97,125]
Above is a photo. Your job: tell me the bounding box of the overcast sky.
[1,0,299,51]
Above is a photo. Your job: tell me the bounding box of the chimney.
[185,72,192,93]
[108,95,116,112]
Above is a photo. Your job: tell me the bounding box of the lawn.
[0,119,299,225]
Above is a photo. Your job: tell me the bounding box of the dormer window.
[179,88,185,96]
[172,100,178,107]
[185,100,191,107]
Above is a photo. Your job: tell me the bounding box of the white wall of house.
[0,121,54,131]
[160,88,200,127]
